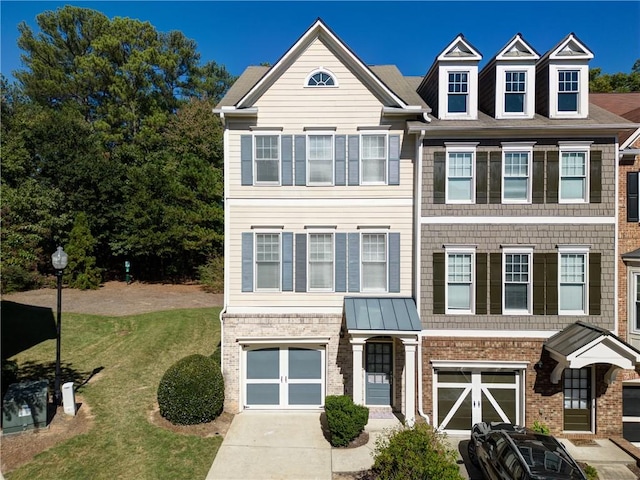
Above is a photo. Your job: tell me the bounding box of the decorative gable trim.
[495,34,540,61]
[437,34,482,62]
[548,34,594,61]
[237,18,408,109]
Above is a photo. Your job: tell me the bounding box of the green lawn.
[5,307,222,480]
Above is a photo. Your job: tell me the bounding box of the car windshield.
[511,433,584,479]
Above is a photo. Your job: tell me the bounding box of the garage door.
[244,346,325,409]
[623,385,640,442]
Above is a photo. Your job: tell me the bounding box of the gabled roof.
[545,321,640,384]
[590,93,640,148]
[494,33,540,62]
[539,33,594,62]
[622,247,640,261]
[233,18,411,110]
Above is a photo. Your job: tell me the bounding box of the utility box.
[2,380,49,434]
[62,382,76,416]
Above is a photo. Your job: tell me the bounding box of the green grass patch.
[5,307,222,480]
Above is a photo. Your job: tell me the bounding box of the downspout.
[614,136,619,336]
[414,129,430,424]
[216,110,229,375]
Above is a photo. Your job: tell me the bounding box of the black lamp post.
[51,246,68,406]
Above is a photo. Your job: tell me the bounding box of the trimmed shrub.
[324,395,369,447]
[157,354,224,425]
[372,422,463,480]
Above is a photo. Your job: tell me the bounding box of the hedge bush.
[324,395,369,447]
[157,354,224,425]
[372,422,463,480]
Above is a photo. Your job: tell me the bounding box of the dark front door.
[366,342,392,405]
[563,367,592,431]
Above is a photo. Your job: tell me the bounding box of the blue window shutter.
[242,232,254,292]
[389,232,400,292]
[281,135,293,186]
[348,135,359,185]
[282,232,293,291]
[335,233,347,292]
[295,233,307,292]
[348,232,360,292]
[241,135,253,185]
[388,135,400,186]
[295,135,306,186]
[335,135,346,186]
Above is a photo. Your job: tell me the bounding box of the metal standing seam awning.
[544,321,640,384]
[344,297,422,333]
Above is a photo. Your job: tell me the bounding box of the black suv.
[468,422,587,480]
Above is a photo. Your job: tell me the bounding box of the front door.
[366,342,392,405]
[244,346,324,409]
[563,367,592,431]
[435,370,520,432]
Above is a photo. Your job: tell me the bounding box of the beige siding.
[227,204,413,309]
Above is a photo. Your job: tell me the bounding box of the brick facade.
[421,337,624,438]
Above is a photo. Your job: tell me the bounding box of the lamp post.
[51,246,68,406]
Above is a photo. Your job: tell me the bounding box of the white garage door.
[244,346,325,409]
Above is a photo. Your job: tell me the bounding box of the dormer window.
[448,72,469,113]
[306,69,337,87]
[558,70,579,112]
[505,72,526,113]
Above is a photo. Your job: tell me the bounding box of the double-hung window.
[361,134,386,183]
[255,135,280,184]
[505,71,526,113]
[558,70,579,112]
[308,233,333,291]
[503,249,532,314]
[308,135,333,185]
[255,233,280,290]
[502,145,532,203]
[560,148,588,203]
[558,247,588,314]
[362,233,387,292]
[448,72,469,113]
[446,247,475,314]
[446,147,474,203]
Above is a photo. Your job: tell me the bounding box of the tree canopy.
[1,6,234,291]
[589,59,640,92]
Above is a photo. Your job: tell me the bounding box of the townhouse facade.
[214,19,640,438]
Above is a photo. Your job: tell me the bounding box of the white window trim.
[502,247,533,315]
[254,133,281,186]
[495,65,536,119]
[557,245,589,316]
[559,142,591,204]
[360,132,389,185]
[438,66,479,120]
[254,230,282,292]
[306,132,335,186]
[307,231,335,293]
[630,268,640,336]
[549,64,589,119]
[304,67,339,88]
[501,143,534,204]
[445,143,477,204]
[360,231,388,293]
[445,245,476,315]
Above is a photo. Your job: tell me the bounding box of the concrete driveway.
[205,411,331,480]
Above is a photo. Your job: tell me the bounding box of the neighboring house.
[214,19,640,438]
[590,92,640,441]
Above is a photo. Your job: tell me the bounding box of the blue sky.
[2,1,639,83]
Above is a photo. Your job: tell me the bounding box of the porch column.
[351,340,365,405]
[403,340,418,426]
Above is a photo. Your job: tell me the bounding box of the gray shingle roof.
[215,66,269,108]
[369,66,428,108]
[545,321,640,357]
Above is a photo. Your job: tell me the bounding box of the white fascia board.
[237,336,330,345]
[231,198,413,207]
[431,360,529,369]
[406,123,639,136]
[212,107,258,116]
[620,127,640,150]
[495,34,540,61]
[226,306,343,315]
[237,20,407,109]
[421,216,615,225]
[423,329,554,338]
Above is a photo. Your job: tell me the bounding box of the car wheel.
[467,439,479,467]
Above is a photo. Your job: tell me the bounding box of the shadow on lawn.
[1,300,57,359]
